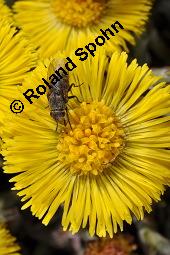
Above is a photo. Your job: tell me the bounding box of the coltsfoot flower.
[2,49,170,237]
[0,0,12,21]
[13,0,152,58]
[0,18,37,148]
[0,223,21,255]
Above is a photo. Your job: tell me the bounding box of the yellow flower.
[13,0,152,58]
[0,18,37,148]
[0,0,12,21]
[0,223,21,255]
[2,49,170,237]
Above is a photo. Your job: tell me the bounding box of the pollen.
[57,101,125,175]
[51,0,107,28]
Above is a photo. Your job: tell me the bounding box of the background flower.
[2,49,170,237]
[84,235,136,255]
[0,0,12,21]
[0,223,21,255]
[13,0,152,58]
[0,18,37,149]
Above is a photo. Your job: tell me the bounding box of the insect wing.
[47,58,66,83]
[46,58,58,99]
[60,76,69,102]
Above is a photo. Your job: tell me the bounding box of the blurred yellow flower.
[2,49,170,237]
[0,18,37,149]
[0,0,12,21]
[0,223,21,255]
[13,0,152,58]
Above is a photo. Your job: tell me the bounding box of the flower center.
[51,0,107,28]
[57,101,125,175]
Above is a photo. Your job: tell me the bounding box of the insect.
[46,58,80,127]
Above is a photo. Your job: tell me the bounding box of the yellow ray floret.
[2,49,170,237]
[13,0,152,58]
[0,223,21,255]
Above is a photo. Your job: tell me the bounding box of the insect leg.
[66,107,72,130]
[56,121,58,131]
[68,95,81,103]
[68,82,84,92]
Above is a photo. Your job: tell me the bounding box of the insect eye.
[56,90,60,95]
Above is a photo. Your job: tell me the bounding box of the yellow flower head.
[0,0,12,21]
[13,0,152,58]
[2,49,170,237]
[0,223,21,255]
[0,18,37,145]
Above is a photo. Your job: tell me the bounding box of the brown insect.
[46,58,80,127]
